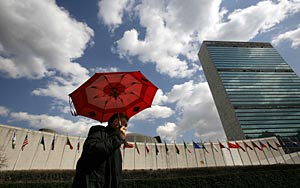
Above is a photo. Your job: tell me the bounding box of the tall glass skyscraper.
[198,41,300,141]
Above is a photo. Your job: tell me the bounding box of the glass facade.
[200,41,300,140]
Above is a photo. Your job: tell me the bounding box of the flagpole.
[164,140,168,169]
[183,140,188,168]
[243,141,253,166]
[29,136,41,169]
[45,134,55,168]
[292,138,300,161]
[267,141,278,164]
[294,138,300,162]
[134,136,136,170]
[227,141,235,166]
[261,145,270,165]
[220,147,227,166]
[275,140,287,164]
[278,137,295,164]
[59,135,67,169]
[144,137,146,169]
[236,143,244,166]
[285,137,297,164]
[228,149,235,166]
[251,141,262,165]
[73,137,80,169]
[192,140,199,167]
[174,141,178,168]
[12,146,22,170]
[13,130,29,170]
[210,141,217,167]
[200,140,208,167]
[155,142,158,169]
[218,140,227,166]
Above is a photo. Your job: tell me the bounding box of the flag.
[210,142,218,152]
[135,141,140,155]
[200,143,209,153]
[155,142,159,155]
[77,139,80,153]
[51,136,55,150]
[174,143,180,154]
[145,143,150,154]
[66,137,73,150]
[259,140,267,149]
[12,131,16,149]
[227,141,239,149]
[251,141,262,151]
[289,139,299,147]
[275,141,282,148]
[235,142,246,152]
[267,142,278,151]
[123,141,134,149]
[21,134,29,151]
[164,141,169,154]
[243,141,253,150]
[280,140,286,147]
[40,135,46,151]
[184,141,192,153]
[193,141,201,149]
[219,142,229,150]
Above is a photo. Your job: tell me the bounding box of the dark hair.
[108,113,129,126]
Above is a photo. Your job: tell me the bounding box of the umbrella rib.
[103,75,111,86]
[124,91,147,104]
[119,74,126,84]
[100,97,111,122]
[117,96,126,113]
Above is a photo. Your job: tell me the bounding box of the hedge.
[1,164,300,188]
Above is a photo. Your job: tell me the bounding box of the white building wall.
[1,124,300,171]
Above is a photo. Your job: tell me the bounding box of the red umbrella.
[69,71,158,122]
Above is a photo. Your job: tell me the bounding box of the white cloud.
[152,89,168,105]
[9,112,97,137]
[133,105,174,120]
[114,0,207,78]
[113,0,300,78]
[0,106,9,117]
[272,26,300,48]
[0,0,93,80]
[98,0,131,30]
[89,67,119,73]
[156,122,177,142]
[32,74,89,102]
[130,88,173,120]
[207,0,300,41]
[167,80,226,142]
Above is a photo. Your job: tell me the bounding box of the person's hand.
[119,126,127,140]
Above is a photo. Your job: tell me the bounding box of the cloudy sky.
[0,0,300,143]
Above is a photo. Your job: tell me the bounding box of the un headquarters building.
[198,41,300,142]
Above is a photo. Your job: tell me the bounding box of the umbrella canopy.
[69,71,158,122]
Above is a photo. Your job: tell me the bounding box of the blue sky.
[0,0,300,142]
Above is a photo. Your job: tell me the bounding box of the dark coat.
[72,125,124,188]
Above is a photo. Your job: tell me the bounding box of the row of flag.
[11,131,300,155]
[11,132,79,152]
[122,138,300,155]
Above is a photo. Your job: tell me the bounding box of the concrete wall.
[1,124,299,171]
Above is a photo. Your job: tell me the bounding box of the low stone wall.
[2,124,298,171]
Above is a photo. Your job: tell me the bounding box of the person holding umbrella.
[72,113,128,188]
[69,71,158,188]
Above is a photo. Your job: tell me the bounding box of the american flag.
[21,134,29,151]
